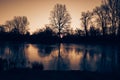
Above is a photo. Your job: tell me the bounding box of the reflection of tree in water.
[87,50,101,71]
[0,42,11,71]
[80,49,87,71]
[79,48,102,72]
[89,50,95,58]
[0,43,29,71]
[77,45,120,72]
[49,44,70,70]
[75,48,83,54]
[34,44,57,57]
[100,46,107,72]
[0,42,7,56]
[118,46,120,71]
[111,46,119,72]
[113,46,120,72]
[102,46,119,72]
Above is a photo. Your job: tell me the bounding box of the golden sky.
[0,0,102,33]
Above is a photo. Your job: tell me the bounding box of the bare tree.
[93,4,109,36]
[115,0,120,36]
[103,0,119,35]
[50,4,71,38]
[6,16,29,34]
[81,11,92,36]
[100,0,120,36]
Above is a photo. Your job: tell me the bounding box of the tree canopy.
[5,16,29,34]
[50,4,71,37]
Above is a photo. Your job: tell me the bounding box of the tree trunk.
[117,20,120,36]
[85,24,88,36]
[102,21,106,36]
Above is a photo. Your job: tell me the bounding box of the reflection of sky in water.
[0,43,119,72]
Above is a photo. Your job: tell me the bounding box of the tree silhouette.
[89,25,101,37]
[114,0,120,36]
[93,4,109,36]
[81,11,92,36]
[104,0,118,35]
[5,16,29,34]
[75,28,85,36]
[0,25,5,32]
[50,4,71,38]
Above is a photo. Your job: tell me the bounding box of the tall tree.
[115,0,120,36]
[81,11,92,36]
[104,0,119,35]
[50,4,71,38]
[6,16,29,34]
[93,4,109,36]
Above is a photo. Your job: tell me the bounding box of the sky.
[0,0,102,33]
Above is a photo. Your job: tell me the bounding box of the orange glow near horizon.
[0,0,102,33]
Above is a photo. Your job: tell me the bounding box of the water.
[0,42,119,72]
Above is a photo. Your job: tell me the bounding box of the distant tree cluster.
[0,16,30,41]
[80,0,120,37]
[31,25,59,43]
[6,16,29,34]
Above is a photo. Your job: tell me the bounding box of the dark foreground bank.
[0,69,120,80]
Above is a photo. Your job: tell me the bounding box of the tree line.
[81,0,120,37]
[0,0,120,44]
